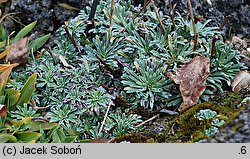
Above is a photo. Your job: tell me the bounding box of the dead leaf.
[0,0,9,4]
[0,105,7,117]
[58,55,75,69]
[167,56,210,112]
[231,71,250,92]
[0,45,12,59]
[58,3,80,11]
[6,37,29,64]
[0,63,19,72]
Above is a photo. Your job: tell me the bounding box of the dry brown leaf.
[6,37,29,64]
[58,54,75,69]
[231,71,250,92]
[0,45,12,59]
[58,3,80,11]
[0,63,19,72]
[0,0,9,4]
[0,105,7,117]
[167,56,210,112]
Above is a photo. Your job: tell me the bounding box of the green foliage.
[46,106,83,128]
[196,109,225,137]
[206,41,247,93]
[12,21,37,42]
[0,63,38,127]
[85,33,122,68]
[6,0,246,142]
[196,109,217,121]
[29,33,51,52]
[104,109,142,137]
[0,21,50,58]
[10,103,39,120]
[0,117,77,143]
[86,87,112,115]
[122,58,171,109]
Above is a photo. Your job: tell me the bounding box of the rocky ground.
[0,0,249,143]
[0,0,88,38]
[198,96,250,143]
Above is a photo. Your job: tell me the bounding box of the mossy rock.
[121,92,246,143]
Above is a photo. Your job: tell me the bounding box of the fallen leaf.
[58,3,80,11]
[0,45,12,60]
[6,37,29,64]
[167,56,210,112]
[0,0,9,4]
[231,71,250,92]
[0,104,7,117]
[0,63,19,72]
[0,67,13,94]
[58,55,75,69]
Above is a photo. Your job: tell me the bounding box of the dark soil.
[0,0,88,37]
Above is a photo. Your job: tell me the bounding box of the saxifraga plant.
[196,109,225,137]
[121,58,171,110]
[7,0,247,142]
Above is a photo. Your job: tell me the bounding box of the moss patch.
[112,91,246,143]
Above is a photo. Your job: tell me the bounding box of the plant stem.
[88,0,99,20]
[86,0,100,37]
[109,0,115,32]
[143,0,148,21]
[151,0,166,33]
[134,0,151,19]
[48,46,57,65]
[169,0,176,29]
[98,102,113,135]
[135,114,159,127]
[211,35,216,59]
[63,25,82,54]
[187,0,198,51]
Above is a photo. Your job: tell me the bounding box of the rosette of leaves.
[85,87,112,115]
[85,33,123,69]
[206,41,247,93]
[46,105,83,129]
[121,58,171,110]
[196,109,225,137]
[104,109,142,137]
[89,0,136,37]
[175,14,219,40]
[10,103,39,120]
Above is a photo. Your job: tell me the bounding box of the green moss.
[111,92,245,143]
[110,133,148,143]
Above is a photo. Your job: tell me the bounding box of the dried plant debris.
[231,71,250,92]
[231,36,247,51]
[167,56,210,112]
[90,138,109,143]
[0,105,7,117]
[6,37,29,64]
[0,0,9,4]
[58,54,75,69]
